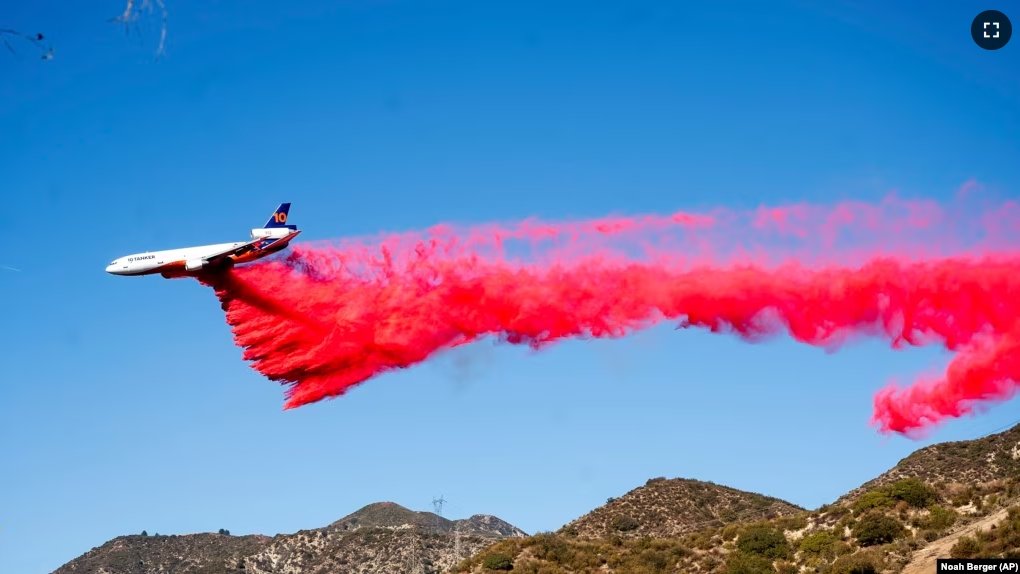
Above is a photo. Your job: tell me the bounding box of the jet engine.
[185,258,205,271]
[251,228,292,240]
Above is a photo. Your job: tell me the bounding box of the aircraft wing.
[203,239,266,266]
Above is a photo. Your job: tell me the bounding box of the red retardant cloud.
[199,195,1020,436]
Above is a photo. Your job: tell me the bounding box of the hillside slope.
[562,477,804,539]
[457,424,1020,574]
[53,533,271,574]
[329,501,526,538]
[842,423,1020,502]
[901,506,1012,574]
[56,425,1020,574]
[54,502,525,574]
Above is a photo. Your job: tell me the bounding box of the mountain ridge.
[53,502,526,574]
[454,424,1020,573]
[840,423,1020,503]
[55,423,1020,573]
[327,501,526,538]
[561,476,804,539]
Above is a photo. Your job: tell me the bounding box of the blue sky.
[2,1,1019,572]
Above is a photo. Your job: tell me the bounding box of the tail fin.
[263,203,292,228]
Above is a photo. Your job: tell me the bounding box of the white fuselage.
[106,242,247,276]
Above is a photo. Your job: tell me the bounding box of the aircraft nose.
[106,263,119,274]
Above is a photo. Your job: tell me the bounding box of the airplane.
[105,203,301,278]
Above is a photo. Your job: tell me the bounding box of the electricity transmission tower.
[432,495,447,516]
[432,495,447,534]
[433,495,462,568]
[405,528,423,574]
[454,521,462,562]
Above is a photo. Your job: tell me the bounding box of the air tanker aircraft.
[106,203,300,278]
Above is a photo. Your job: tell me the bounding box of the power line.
[454,520,462,562]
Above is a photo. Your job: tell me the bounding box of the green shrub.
[798,529,840,559]
[721,524,741,541]
[724,552,774,574]
[529,534,571,562]
[853,490,893,514]
[950,536,980,559]
[636,548,671,570]
[829,551,881,574]
[854,479,938,515]
[886,478,937,508]
[925,505,957,531]
[611,515,640,532]
[482,554,513,570]
[775,514,808,531]
[736,524,791,559]
[825,505,851,520]
[833,540,853,556]
[852,512,905,546]
[687,531,714,550]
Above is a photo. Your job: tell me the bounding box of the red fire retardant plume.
[200,194,1020,436]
